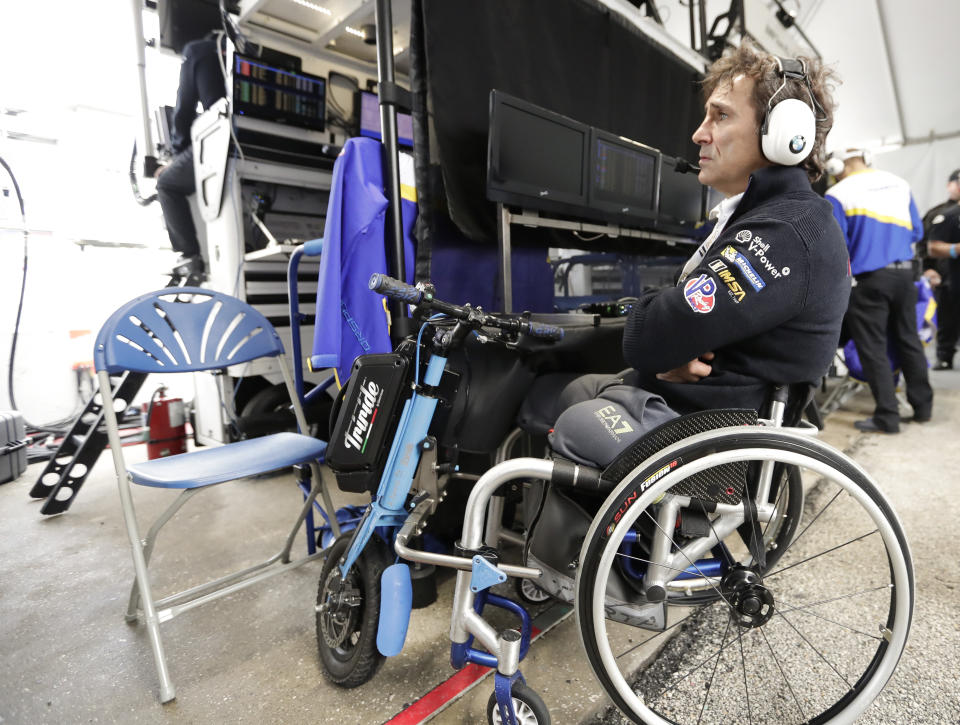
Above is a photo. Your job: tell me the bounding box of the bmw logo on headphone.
[789,135,807,154]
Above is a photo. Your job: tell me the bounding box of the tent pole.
[873,0,908,144]
[374,0,411,342]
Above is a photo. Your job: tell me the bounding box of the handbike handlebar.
[368,273,564,341]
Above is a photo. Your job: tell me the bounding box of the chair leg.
[280,462,340,563]
[117,477,177,703]
[126,489,201,621]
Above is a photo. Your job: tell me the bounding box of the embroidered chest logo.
[683,274,717,313]
[708,259,746,303]
[735,229,753,243]
[721,246,766,291]
[747,237,791,278]
[594,404,635,441]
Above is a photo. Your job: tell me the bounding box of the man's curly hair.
[702,42,839,181]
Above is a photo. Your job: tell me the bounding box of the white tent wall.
[876,138,960,217]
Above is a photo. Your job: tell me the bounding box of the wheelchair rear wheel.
[576,428,913,724]
[316,533,390,687]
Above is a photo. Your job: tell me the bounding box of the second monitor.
[587,129,660,224]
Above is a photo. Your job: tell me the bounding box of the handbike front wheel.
[316,532,390,687]
[575,427,913,725]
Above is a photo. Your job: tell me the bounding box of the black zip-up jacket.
[623,165,851,413]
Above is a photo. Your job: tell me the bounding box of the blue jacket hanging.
[311,137,417,385]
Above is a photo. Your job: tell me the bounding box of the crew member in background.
[155,35,225,282]
[547,43,850,466]
[825,149,933,433]
[921,169,960,369]
[924,170,960,368]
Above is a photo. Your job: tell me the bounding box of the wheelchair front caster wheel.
[486,682,551,724]
[515,577,550,605]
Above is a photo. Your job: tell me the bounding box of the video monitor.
[233,54,326,132]
[657,155,706,230]
[486,90,589,212]
[587,129,660,222]
[358,90,414,147]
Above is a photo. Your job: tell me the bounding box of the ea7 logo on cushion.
[683,274,717,313]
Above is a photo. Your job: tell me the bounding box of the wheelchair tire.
[316,532,389,688]
[576,427,913,725]
[486,682,551,725]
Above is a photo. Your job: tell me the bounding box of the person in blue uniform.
[155,36,225,279]
[825,151,933,433]
[549,43,850,466]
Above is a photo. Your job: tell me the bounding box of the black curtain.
[420,0,703,244]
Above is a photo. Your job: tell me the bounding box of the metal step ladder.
[29,371,147,515]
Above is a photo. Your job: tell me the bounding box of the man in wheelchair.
[549,43,850,467]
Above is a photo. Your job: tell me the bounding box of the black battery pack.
[326,353,410,494]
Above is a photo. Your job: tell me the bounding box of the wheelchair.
[316,275,914,725]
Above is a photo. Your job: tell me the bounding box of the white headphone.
[760,57,824,166]
[825,148,872,177]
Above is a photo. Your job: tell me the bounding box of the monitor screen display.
[233,55,325,131]
[589,133,658,214]
[487,91,589,209]
[497,104,586,197]
[359,90,414,147]
[658,155,705,225]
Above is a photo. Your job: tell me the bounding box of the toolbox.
[1,410,28,485]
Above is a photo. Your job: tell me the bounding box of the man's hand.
[923,268,942,287]
[656,351,715,383]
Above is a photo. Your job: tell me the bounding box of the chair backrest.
[94,288,284,374]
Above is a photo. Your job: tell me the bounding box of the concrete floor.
[2,371,959,725]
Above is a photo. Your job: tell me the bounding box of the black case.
[1,411,28,485]
[326,353,411,494]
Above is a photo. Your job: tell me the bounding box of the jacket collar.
[729,166,813,226]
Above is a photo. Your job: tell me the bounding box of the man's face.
[948,179,960,202]
[692,75,770,198]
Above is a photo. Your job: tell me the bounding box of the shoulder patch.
[721,246,766,291]
[683,274,717,313]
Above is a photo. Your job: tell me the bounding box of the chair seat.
[127,432,327,489]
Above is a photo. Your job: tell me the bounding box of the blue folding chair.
[94,287,340,703]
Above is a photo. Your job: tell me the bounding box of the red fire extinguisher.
[146,385,187,460]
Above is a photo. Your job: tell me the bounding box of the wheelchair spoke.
[759,625,806,721]
[765,529,879,578]
[776,585,892,640]
[648,616,742,702]
[761,472,790,541]
[641,509,737,612]
[777,609,854,691]
[739,624,752,724]
[697,617,732,725]
[614,607,705,661]
[775,488,842,558]
[613,550,720,577]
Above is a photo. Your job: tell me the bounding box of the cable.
[1,155,78,432]
[129,140,158,206]
[573,230,606,242]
